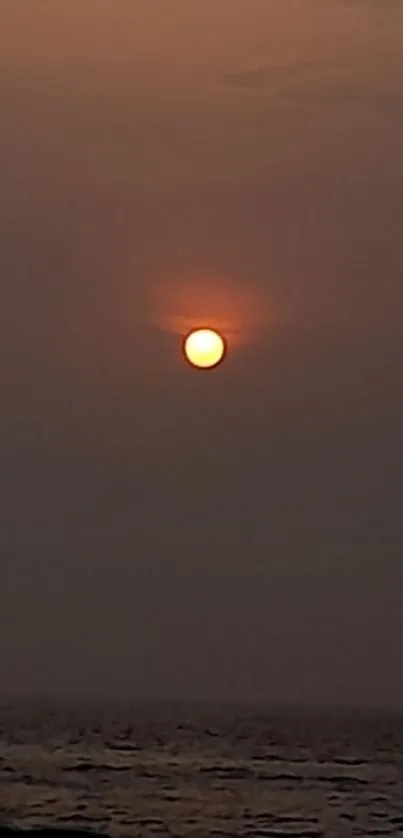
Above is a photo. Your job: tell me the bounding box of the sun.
[183,328,227,370]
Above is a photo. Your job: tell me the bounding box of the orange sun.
[183,328,227,370]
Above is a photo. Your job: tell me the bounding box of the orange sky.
[2,1,403,302]
[2,0,402,87]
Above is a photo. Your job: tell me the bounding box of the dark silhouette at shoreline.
[1,829,100,838]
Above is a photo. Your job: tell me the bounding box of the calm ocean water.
[0,701,402,837]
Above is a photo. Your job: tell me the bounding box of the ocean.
[0,701,402,837]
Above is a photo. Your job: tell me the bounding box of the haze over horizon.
[1,0,402,706]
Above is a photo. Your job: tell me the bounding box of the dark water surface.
[1,701,402,837]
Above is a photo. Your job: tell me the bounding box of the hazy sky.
[1,0,402,706]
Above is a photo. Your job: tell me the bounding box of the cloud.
[217,55,403,125]
[320,0,403,28]
[218,61,319,93]
[275,72,403,125]
[323,0,402,7]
